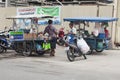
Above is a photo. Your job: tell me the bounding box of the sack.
[77,38,90,54]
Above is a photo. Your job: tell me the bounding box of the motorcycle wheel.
[0,46,4,53]
[57,39,64,46]
[67,49,75,62]
[36,51,45,56]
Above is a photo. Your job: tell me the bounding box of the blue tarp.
[63,17,118,22]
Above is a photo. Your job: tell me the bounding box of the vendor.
[43,20,58,56]
[69,22,77,35]
[92,22,100,37]
[67,22,77,44]
[30,26,36,33]
[104,27,110,39]
[37,32,44,40]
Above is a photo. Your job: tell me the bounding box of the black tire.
[0,46,4,53]
[13,42,23,55]
[15,49,23,53]
[57,39,64,46]
[77,48,87,59]
[22,51,32,57]
[95,48,104,52]
[22,44,32,56]
[59,42,64,46]
[67,50,75,62]
[96,42,104,52]
[0,41,7,53]
[36,51,45,56]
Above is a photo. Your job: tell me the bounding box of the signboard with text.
[17,7,36,16]
[17,7,61,26]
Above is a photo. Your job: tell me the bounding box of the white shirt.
[93,28,99,37]
[30,28,36,33]
[70,27,77,34]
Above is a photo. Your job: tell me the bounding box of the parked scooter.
[0,28,14,53]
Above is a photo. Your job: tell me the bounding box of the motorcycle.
[64,34,87,62]
[57,28,65,46]
[0,29,14,53]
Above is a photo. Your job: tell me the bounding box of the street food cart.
[63,17,118,61]
[6,15,53,56]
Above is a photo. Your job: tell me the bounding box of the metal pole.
[56,0,63,6]
[5,0,8,7]
[97,4,99,17]
[111,0,118,49]
[78,23,81,36]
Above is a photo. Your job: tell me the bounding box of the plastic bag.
[36,44,42,51]
[42,42,51,50]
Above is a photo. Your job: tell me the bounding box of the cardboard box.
[24,33,37,40]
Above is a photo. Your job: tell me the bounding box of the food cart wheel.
[22,45,32,56]
[36,51,45,56]
[15,49,23,54]
[22,51,32,56]
[95,48,104,52]
[96,41,104,52]
[0,46,4,53]
[67,49,75,62]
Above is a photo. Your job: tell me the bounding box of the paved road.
[0,45,120,80]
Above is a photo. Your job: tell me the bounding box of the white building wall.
[114,0,120,44]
